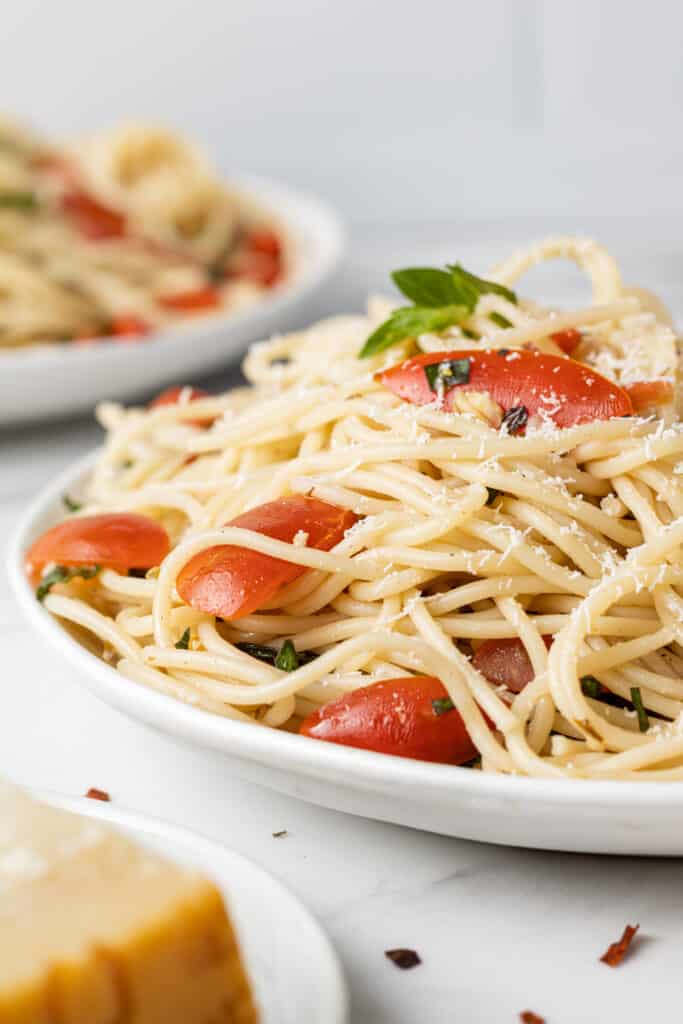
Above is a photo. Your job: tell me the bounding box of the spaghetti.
[28,236,683,780]
[0,118,284,348]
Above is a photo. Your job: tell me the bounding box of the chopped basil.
[385,948,422,969]
[630,687,650,732]
[432,696,455,716]
[486,487,501,505]
[501,405,529,435]
[36,564,100,602]
[359,304,469,358]
[0,190,37,210]
[581,675,601,699]
[424,357,471,393]
[358,261,517,358]
[489,311,512,329]
[175,628,191,650]
[235,640,318,669]
[275,638,299,672]
[62,493,82,512]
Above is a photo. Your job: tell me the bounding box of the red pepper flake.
[599,923,640,967]
[86,787,110,802]
[519,1012,545,1024]
[384,948,421,969]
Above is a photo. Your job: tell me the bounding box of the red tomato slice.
[177,496,358,620]
[61,190,127,240]
[379,349,633,429]
[158,287,221,312]
[26,513,170,580]
[148,385,213,427]
[551,328,582,355]
[110,315,150,339]
[473,636,552,694]
[623,379,674,412]
[300,676,478,764]
[244,229,281,258]
[148,385,209,409]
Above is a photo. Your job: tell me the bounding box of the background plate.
[0,175,344,426]
[38,790,348,1024]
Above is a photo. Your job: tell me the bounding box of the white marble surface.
[3,224,683,1023]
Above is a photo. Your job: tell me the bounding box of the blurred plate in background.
[0,175,344,427]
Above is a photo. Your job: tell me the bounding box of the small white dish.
[36,789,348,1024]
[10,454,683,858]
[0,175,344,426]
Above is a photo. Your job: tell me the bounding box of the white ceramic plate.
[0,176,344,426]
[9,454,683,858]
[37,790,348,1024]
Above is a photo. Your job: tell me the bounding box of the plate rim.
[33,787,348,1024]
[8,450,683,813]
[0,173,345,370]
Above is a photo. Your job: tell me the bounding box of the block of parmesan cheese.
[0,782,258,1023]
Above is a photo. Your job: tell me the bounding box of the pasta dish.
[0,118,284,348]
[25,236,683,781]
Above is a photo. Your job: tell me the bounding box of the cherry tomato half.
[379,349,633,429]
[26,513,170,580]
[300,676,479,764]
[177,496,358,620]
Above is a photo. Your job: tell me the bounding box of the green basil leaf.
[489,311,513,329]
[62,494,82,513]
[448,264,517,306]
[432,696,455,716]
[630,686,650,733]
[275,638,299,672]
[391,267,460,307]
[0,190,37,210]
[424,357,471,393]
[581,675,601,699]
[359,304,469,358]
[175,628,191,650]
[36,564,100,602]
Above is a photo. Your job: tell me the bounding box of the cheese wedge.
[0,782,258,1023]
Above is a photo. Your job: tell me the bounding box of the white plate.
[9,454,683,858]
[36,790,348,1024]
[0,176,344,426]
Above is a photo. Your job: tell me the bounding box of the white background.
[4,0,683,224]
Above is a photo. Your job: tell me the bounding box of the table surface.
[3,223,683,1024]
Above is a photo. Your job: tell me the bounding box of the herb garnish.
[432,696,455,716]
[385,948,422,969]
[630,687,649,732]
[581,675,601,699]
[490,311,513,329]
[424,357,471,393]
[358,263,517,357]
[0,190,37,210]
[275,638,299,672]
[175,628,191,650]
[36,564,100,602]
[501,405,528,435]
[235,640,318,669]
[360,304,469,359]
[62,494,82,512]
